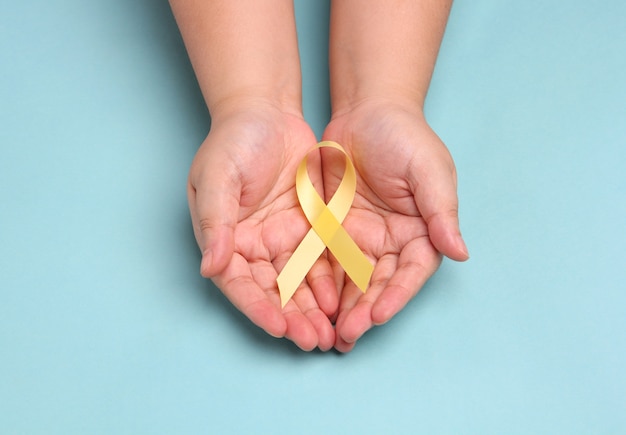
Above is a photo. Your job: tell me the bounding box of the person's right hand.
[188,102,338,351]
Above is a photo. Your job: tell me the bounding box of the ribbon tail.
[326,228,373,292]
[276,230,326,307]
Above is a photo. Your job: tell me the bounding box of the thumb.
[410,154,469,262]
[188,164,240,277]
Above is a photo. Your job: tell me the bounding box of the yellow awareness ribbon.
[277,141,374,307]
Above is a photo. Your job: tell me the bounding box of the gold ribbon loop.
[277,141,374,307]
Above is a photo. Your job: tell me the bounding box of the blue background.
[1,1,624,433]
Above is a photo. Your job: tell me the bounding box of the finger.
[268,249,322,351]
[371,239,441,325]
[326,253,346,324]
[291,286,335,352]
[334,322,356,353]
[306,255,339,318]
[333,291,360,353]
[335,253,396,344]
[282,298,319,351]
[306,309,335,351]
[332,296,358,353]
[409,147,469,262]
[213,254,287,339]
[188,159,240,277]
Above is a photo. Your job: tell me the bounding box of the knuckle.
[198,218,217,232]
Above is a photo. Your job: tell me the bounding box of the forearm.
[169,0,303,118]
[328,0,452,114]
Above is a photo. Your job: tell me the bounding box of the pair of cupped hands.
[188,98,469,352]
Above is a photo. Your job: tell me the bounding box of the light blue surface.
[1,1,624,433]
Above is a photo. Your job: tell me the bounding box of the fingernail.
[200,250,213,276]
[458,236,469,259]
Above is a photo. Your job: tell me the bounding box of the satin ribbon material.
[277,141,374,307]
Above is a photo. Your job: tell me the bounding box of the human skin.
[324,0,469,352]
[170,0,468,352]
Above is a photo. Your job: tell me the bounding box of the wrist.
[208,92,304,123]
[329,94,426,122]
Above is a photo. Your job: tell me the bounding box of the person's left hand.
[321,100,469,352]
